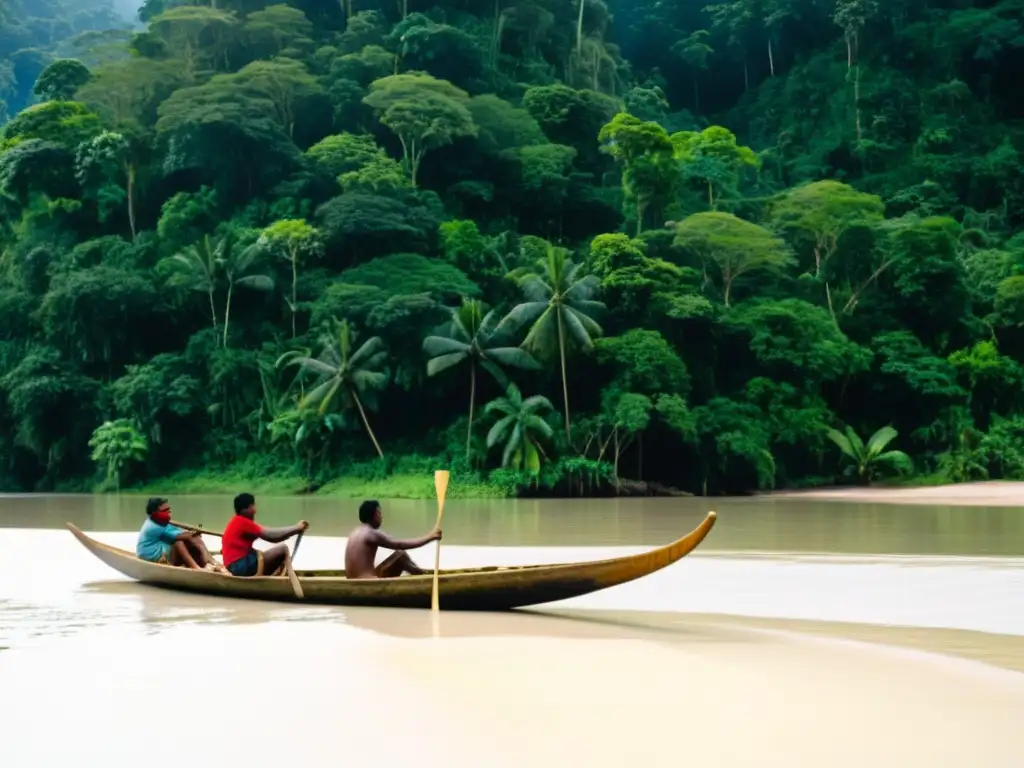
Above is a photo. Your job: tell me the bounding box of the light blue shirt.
[136,519,184,562]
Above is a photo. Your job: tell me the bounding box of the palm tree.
[166,235,221,339]
[220,238,274,348]
[88,419,148,492]
[423,298,540,459]
[278,318,389,458]
[826,424,912,485]
[499,245,605,441]
[485,383,555,473]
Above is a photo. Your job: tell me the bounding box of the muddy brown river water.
[1,493,1023,766]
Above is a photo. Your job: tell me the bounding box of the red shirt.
[222,514,263,566]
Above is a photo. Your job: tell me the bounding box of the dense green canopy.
[0,0,1022,495]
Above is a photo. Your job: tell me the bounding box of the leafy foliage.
[0,0,1022,497]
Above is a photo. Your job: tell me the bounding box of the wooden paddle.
[285,528,305,600]
[174,518,303,598]
[172,520,220,537]
[431,470,450,612]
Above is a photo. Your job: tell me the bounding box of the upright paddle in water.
[285,537,304,600]
[431,470,450,612]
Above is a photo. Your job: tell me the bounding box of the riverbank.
[768,481,1024,507]
[130,468,511,499]
[129,469,1024,504]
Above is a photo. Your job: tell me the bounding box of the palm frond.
[502,422,523,467]
[866,426,899,458]
[520,306,558,357]
[484,346,540,370]
[497,301,548,334]
[845,425,866,458]
[522,394,555,412]
[566,274,602,301]
[315,379,344,415]
[560,305,599,350]
[479,358,510,389]
[289,356,338,377]
[825,427,857,460]
[426,351,468,376]
[486,414,515,448]
[304,377,340,410]
[523,413,554,438]
[565,305,602,344]
[484,398,515,417]
[235,274,275,291]
[348,335,386,369]
[423,335,471,358]
[521,275,554,303]
[358,349,389,372]
[876,449,912,472]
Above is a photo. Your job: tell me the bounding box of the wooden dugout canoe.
[66,511,716,611]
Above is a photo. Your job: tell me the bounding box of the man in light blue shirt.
[136,497,224,571]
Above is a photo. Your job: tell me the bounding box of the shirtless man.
[344,499,441,579]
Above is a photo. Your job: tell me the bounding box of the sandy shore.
[769,480,1024,506]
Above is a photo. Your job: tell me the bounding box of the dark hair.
[146,497,168,517]
[358,500,380,523]
[234,493,255,513]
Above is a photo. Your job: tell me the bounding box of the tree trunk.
[556,308,572,441]
[223,281,234,348]
[492,0,501,66]
[768,38,775,76]
[466,360,476,461]
[126,162,137,241]
[576,0,584,55]
[854,64,863,142]
[613,427,620,492]
[291,251,298,339]
[208,287,218,342]
[352,387,385,458]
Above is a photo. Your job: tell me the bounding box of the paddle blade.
[434,470,450,509]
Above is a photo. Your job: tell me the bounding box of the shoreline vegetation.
[129,464,696,499]
[126,465,1024,506]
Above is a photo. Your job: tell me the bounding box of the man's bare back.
[345,501,441,579]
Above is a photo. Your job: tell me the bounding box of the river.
[1,493,1023,766]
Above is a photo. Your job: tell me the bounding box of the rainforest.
[0,0,1022,497]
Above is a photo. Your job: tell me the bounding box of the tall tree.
[674,212,794,306]
[423,298,540,459]
[279,319,389,458]
[484,383,555,473]
[599,112,678,234]
[164,235,222,339]
[363,73,477,186]
[258,219,323,339]
[500,246,605,441]
[221,238,274,348]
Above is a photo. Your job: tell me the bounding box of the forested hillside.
[0,0,1022,496]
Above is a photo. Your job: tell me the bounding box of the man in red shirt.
[222,492,308,577]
